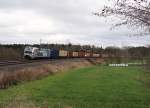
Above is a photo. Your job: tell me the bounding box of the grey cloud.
[0,0,149,47]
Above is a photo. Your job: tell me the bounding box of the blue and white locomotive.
[24,46,52,59]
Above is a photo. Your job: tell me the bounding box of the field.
[0,65,150,108]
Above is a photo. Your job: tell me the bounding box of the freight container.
[50,49,59,59]
[90,52,93,57]
[85,52,90,57]
[78,51,85,58]
[72,52,79,57]
[99,54,102,58]
[102,54,109,58]
[93,54,100,57]
[67,51,73,58]
[59,50,68,57]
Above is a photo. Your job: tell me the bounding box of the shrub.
[145,58,150,73]
[0,58,102,89]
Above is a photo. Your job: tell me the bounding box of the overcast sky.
[0,0,150,47]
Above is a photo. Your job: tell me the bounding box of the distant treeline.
[0,44,150,60]
[104,46,150,58]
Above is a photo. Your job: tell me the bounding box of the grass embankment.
[0,66,150,108]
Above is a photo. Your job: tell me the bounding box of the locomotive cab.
[24,46,39,59]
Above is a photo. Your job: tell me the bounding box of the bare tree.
[94,0,150,34]
[94,0,150,70]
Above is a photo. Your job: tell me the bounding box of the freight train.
[24,46,102,59]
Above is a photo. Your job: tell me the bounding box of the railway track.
[0,61,25,67]
[0,58,102,73]
[0,60,49,67]
[0,58,85,67]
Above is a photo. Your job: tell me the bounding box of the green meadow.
[0,66,150,108]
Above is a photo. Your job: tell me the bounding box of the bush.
[144,58,150,72]
[0,59,98,89]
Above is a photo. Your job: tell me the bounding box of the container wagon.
[78,51,85,58]
[93,54,100,58]
[59,50,68,58]
[72,52,79,58]
[85,52,90,57]
[67,51,73,58]
[50,49,59,59]
[102,54,109,58]
[90,52,93,57]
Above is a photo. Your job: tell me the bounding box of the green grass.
[0,66,150,108]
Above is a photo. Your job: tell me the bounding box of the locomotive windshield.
[25,51,32,54]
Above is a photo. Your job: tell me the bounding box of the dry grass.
[0,59,103,89]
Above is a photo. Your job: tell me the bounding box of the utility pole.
[40,39,42,49]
